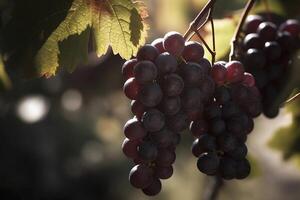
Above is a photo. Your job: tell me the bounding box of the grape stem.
[183,0,216,64]
[229,0,257,61]
[263,0,272,21]
[282,92,300,107]
[203,176,223,200]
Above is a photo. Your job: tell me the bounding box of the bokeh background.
[1,0,300,199]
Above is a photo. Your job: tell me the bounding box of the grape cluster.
[239,15,300,118]
[122,31,213,196]
[190,61,261,180]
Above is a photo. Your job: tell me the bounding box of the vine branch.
[282,92,300,107]
[229,0,256,61]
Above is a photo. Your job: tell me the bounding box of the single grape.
[277,31,296,52]
[166,112,189,132]
[217,133,238,152]
[186,109,203,121]
[199,76,215,101]
[155,148,176,167]
[197,152,220,175]
[131,100,145,120]
[242,72,256,87]
[160,96,181,115]
[264,41,282,61]
[129,164,154,189]
[123,77,140,100]
[124,118,147,140]
[138,141,158,161]
[227,143,248,160]
[181,88,203,110]
[162,74,185,96]
[209,118,226,136]
[214,86,231,105]
[205,103,222,119]
[142,178,162,196]
[122,59,137,79]
[257,22,277,41]
[151,38,165,53]
[139,83,163,107]
[191,135,216,157]
[155,52,178,75]
[244,48,266,69]
[244,15,264,33]
[250,69,268,89]
[222,102,241,119]
[279,19,300,38]
[243,33,263,49]
[122,138,140,159]
[219,157,237,180]
[190,119,208,138]
[211,62,227,85]
[225,61,245,83]
[134,61,158,83]
[154,165,173,179]
[180,62,204,87]
[151,128,174,148]
[198,58,212,75]
[163,31,185,56]
[182,41,205,62]
[226,118,244,136]
[142,109,165,132]
[235,159,251,179]
[137,44,159,61]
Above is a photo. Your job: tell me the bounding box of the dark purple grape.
[225,61,245,83]
[155,52,178,75]
[181,88,203,110]
[139,83,163,107]
[264,41,281,61]
[137,44,159,61]
[151,38,165,53]
[209,119,226,136]
[242,72,256,87]
[226,118,244,136]
[277,31,296,51]
[134,61,158,83]
[257,22,277,41]
[214,86,231,105]
[197,152,220,175]
[205,103,222,119]
[122,138,140,159]
[142,109,165,132]
[155,148,176,167]
[279,19,300,38]
[235,159,251,179]
[191,135,216,157]
[122,59,137,79]
[142,178,162,196]
[211,62,227,85]
[166,112,188,132]
[138,141,158,161]
[186,109,203,121]
[161,96,181,115]
[219,157,237,180]
[251,69,268,89]
[171,133,181,146]
[222,102,241,119]
[267,64,283,81]
[131,100,145,120]
[162,74,184,96]
[190,120,208,138]
[244,15,264,33]
[123,77,140,100]
[163,31,185,56]
[151,128,174,148]
[182,41,205,62]
[243,99,262,118]
[243,33,263,49]
[124,118,147,139]
[217,133,238,152]
[154,165,173,179]
[199,76,215,100]
[180,62,204,87]
[198,58,212,75]
[228,143,248,160]
[244,48,266,69]
[129,164,153,189]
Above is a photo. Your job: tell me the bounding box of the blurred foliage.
[0,55,11,90]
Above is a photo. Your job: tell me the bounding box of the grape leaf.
[35,0,147,77]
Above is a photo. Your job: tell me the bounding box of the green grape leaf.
[35,0,147,77]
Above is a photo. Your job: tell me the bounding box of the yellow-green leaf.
[35,0,147,77]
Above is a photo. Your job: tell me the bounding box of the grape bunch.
[121,31,214,196]
[190,61,262,180]
[238,15,300,118]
